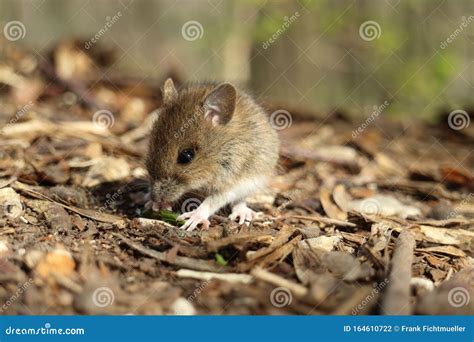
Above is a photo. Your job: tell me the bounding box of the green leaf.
[142,209,185,226]
[215,253,228,266]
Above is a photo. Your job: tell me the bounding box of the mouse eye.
[177,148,194,164]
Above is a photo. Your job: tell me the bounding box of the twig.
[207,232,274,251]
[332,286,375,315]
[286,215,356,227]
[13,181,125,225]
[176,269,253,284]
[239,235,301,272]
[251,267,308,298]
[113,232,230,273]
[381,228,415,315]
[246,225,295,261]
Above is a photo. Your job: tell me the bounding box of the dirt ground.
[0,41,473,315]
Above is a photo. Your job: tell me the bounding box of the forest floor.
[0,41,473,315]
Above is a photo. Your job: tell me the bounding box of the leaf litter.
[0,41,472,315]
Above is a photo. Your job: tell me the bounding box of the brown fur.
[146,80,279,205]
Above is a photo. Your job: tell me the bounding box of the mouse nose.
[150,188,160,202]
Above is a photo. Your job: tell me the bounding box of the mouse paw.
[229,203,256,226]
[178,210,210,232]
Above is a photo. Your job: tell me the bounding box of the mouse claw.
[179,210,211,232]
[177,212,192,220]
[229,204,257,226]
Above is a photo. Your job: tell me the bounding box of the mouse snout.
[149,189,159,203]
[150,178,182,207]
[150,181,166,202]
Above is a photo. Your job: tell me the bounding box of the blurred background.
[0,0,473,120]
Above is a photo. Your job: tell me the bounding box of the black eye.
[177,149,194,164]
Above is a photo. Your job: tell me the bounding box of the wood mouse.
[146,78,279,231]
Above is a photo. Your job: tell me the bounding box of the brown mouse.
[146,78,279,231]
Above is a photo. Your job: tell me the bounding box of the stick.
[176,269,253,284]
[381,229,415,315]
[251,267,307,298]
[286,215,356,227]
[113,233,230,273]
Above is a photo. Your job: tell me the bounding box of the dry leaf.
[320,186,347,220]
[82,156,131,187]
[350,194,421,218]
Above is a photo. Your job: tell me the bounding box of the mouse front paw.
[178,209,211,232]
[229,203,257,226]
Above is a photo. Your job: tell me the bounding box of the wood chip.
[416,245,466,258]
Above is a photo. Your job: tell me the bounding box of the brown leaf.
[320,186,347,220]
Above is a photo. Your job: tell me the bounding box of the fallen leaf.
[82,156,130,187]
[350,194,421,219]
[320,186,347,220]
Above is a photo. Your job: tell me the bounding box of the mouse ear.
[162,78,178,103]
[203,83,236,126]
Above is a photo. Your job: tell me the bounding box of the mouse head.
[146,78,237,206]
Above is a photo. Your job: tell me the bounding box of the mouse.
[145,78,279,231]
